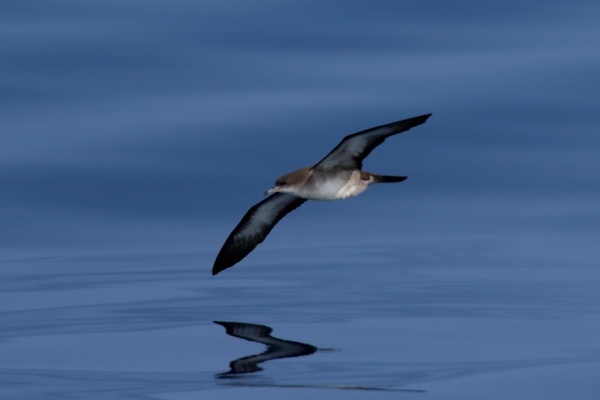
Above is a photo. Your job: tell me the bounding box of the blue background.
[1,1,599,398]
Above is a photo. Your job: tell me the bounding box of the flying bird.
[213,113,431,275]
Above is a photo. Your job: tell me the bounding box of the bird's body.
[324,169,371,200]
[276,168,402,201]
[273,167,362,200]
[213,113,432,275]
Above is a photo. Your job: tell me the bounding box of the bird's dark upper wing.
[313,114,431,170]
[213,193,307,275]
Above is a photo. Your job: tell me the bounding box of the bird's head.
[265,167,311,196]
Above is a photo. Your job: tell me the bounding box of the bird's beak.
[264,186,280,196]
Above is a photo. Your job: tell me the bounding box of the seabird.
[213,113,431,275]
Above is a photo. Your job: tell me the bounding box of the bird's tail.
[371,174,407,183]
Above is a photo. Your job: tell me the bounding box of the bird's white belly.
[302,170,369,200]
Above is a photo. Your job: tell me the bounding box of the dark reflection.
[214,321,317,378]
[214,321,426,392]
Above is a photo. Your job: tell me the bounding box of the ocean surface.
[1,1,599,399]
[2,237,600,399]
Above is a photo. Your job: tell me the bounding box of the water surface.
[2,238,599,399]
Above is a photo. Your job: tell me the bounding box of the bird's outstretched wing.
[213,193,307,275]
[313,114,431,170]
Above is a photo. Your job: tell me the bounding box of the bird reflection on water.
[213,321,426,392]
[214,321,317,378]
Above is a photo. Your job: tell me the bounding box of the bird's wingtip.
[213,260,234,275]
[394,113,431,131]
[399,113,432,128]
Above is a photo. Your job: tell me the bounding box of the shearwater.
[213,114,431,275]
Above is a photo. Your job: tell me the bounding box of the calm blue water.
[1,1,599,399]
